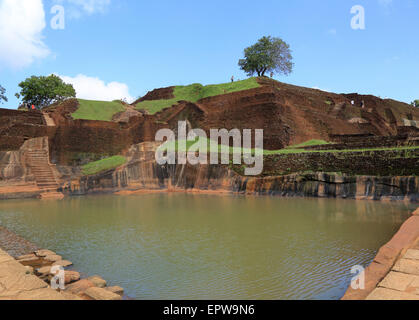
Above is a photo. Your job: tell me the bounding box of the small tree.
[16,75,76,109]
[238,36,293,77]
[412,100,419,108]
[0,85,7,104]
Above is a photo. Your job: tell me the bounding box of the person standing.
[231,76,234,83]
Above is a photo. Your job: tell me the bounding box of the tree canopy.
[238,36,294,77]
[0,85,7,104]
[412,100,419,108]
[16,75,76,108]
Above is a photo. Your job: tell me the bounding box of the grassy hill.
[72,99,126,121]
[136,78,260,114]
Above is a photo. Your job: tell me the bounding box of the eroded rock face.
[61,148,419,202]
[65,279,95,295]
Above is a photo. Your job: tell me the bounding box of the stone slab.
[13,288,68,300]
[64,279,95,295]
[366,288,419,300]
[404,249,419,261]
[0,260,28,279]
[53,260,73,267]
[35,249,56,257]
[44,255,62,262]
[393,259,419,276]
[0,271,48,296]
[88,275,107,288]
[378,272,417,292]
[84,287,122,301]
[0,254,14,265]
[106,286,124,296]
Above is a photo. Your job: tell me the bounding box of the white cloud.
[378,0,393,6]
[55,0,111,18]
[69,0,110,14]
[0,0,49,69]
[59,74,134,102]
[328,28,337,35]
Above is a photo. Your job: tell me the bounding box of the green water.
[0,194,414,300]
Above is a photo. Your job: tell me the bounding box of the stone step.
[33,171,54,174]
[32,173,55,177]
[39,192,64,200]
[37,184,58,188]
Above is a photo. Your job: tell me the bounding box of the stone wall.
[59,145,419,202]
[260,149,419,177]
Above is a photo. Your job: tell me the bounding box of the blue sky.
[0,0,418,108]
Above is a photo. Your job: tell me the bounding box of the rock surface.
[53,260,73,267]
[35,249,56,257]
[106,286,124,296]
[64,279,96,295]
[0,248,79,300]
[343,214,419,300]
[84,287,122,301]
[88,275,107,288]
[44,254,62,262]
[64,271,80,284]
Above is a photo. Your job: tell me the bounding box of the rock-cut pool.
[0,194,415,300]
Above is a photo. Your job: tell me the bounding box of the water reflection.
[0,194,415,300]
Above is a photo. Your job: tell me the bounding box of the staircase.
[24,138,64,200]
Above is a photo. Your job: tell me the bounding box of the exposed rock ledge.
[0,246,124,300]
[60,144,419,202]
[1,141,418,202]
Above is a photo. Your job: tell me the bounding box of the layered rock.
[60,142,419,202]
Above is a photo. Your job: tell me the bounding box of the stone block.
[88,275,107,288]
[404,249,419,261]
[393,259,419,276]
[84,287,122,301]
[378,272,416,291]
[367,288,419,300]
[106,286,124,296]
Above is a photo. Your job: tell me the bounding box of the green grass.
[265,145,419,155]
[72,99,126,121]
[136,78,260,114]
[161,138,419,157]
[285,139,331,149]
[81,156,127,176]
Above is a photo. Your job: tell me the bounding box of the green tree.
[238,36,293,77]
[0,85,7,104]
[16,75,76,108]
[412,100,419,108]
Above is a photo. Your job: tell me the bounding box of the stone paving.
[0,248,80,300]
[367,245,419,300]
